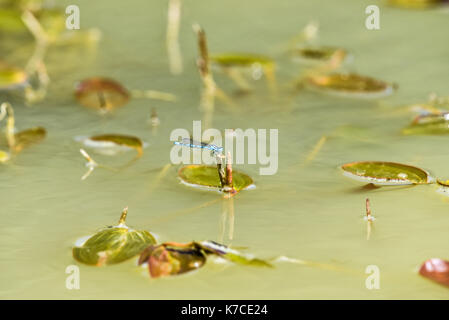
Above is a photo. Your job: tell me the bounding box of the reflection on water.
[1,0,449,299]
[219,197,235,243]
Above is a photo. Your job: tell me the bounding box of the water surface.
[1,0,449,299]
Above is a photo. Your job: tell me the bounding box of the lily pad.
[13,127,46,152]
[304,73,396,98]
[402,113,449,135]
[419,258,449,288]
[210,53,275,68]
[341,161,433,185]
[138,241,271,278]
[0,64,28,90]
[75,77,130,112]
[178,165,254,193]
[81,134,144,156]
[73,207,156,266]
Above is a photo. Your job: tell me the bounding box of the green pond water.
[1,0,449,299]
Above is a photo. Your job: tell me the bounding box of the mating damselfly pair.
[174,138,224,154]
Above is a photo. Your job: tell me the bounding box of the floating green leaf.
[341,161,433,185]
[13,127,46,152]
[199,241,273,268]
[0,64,28,90]
[85,134,144,156]
[402,114,449,135]
[75,77,130,112]
[388,0,445,9]
[292,46,349,65]
[437,179,449,187]
[304,73,396,98]
[209,53,277,93]
[0,149,10,163]
[73,207,156,266]
[0,102,46,153]
[210,53,274,68]
[178,165,254,193]
[436,180,449,197]
[138,241,271,278]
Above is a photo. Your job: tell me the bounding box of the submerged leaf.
[75,77,130,112]
[79,134,144,156]
[304,73,396,98]
[402,113,449,135]
[178,165,254,193]
[73,207,156,266]
[419,258,449,288]
[341,161,433,185]
[13,127,46,152]
[0,64,28,90]
[138,241,271,278]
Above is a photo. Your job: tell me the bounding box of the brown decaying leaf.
[75,77,130,111]
[138,241,271,278]
[419,258,449,288]
[138,242,206,278]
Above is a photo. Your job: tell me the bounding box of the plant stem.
[118,207,129,225]
[0,102,16,149]
[167,0,183,75]
[223,152,236,195]
[365,198,374,240]
[216,154,226,188]
[366,198,373,221]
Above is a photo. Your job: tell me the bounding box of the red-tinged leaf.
[419,258,449,287]
[138,243,207,278]
[75,77,130,112]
